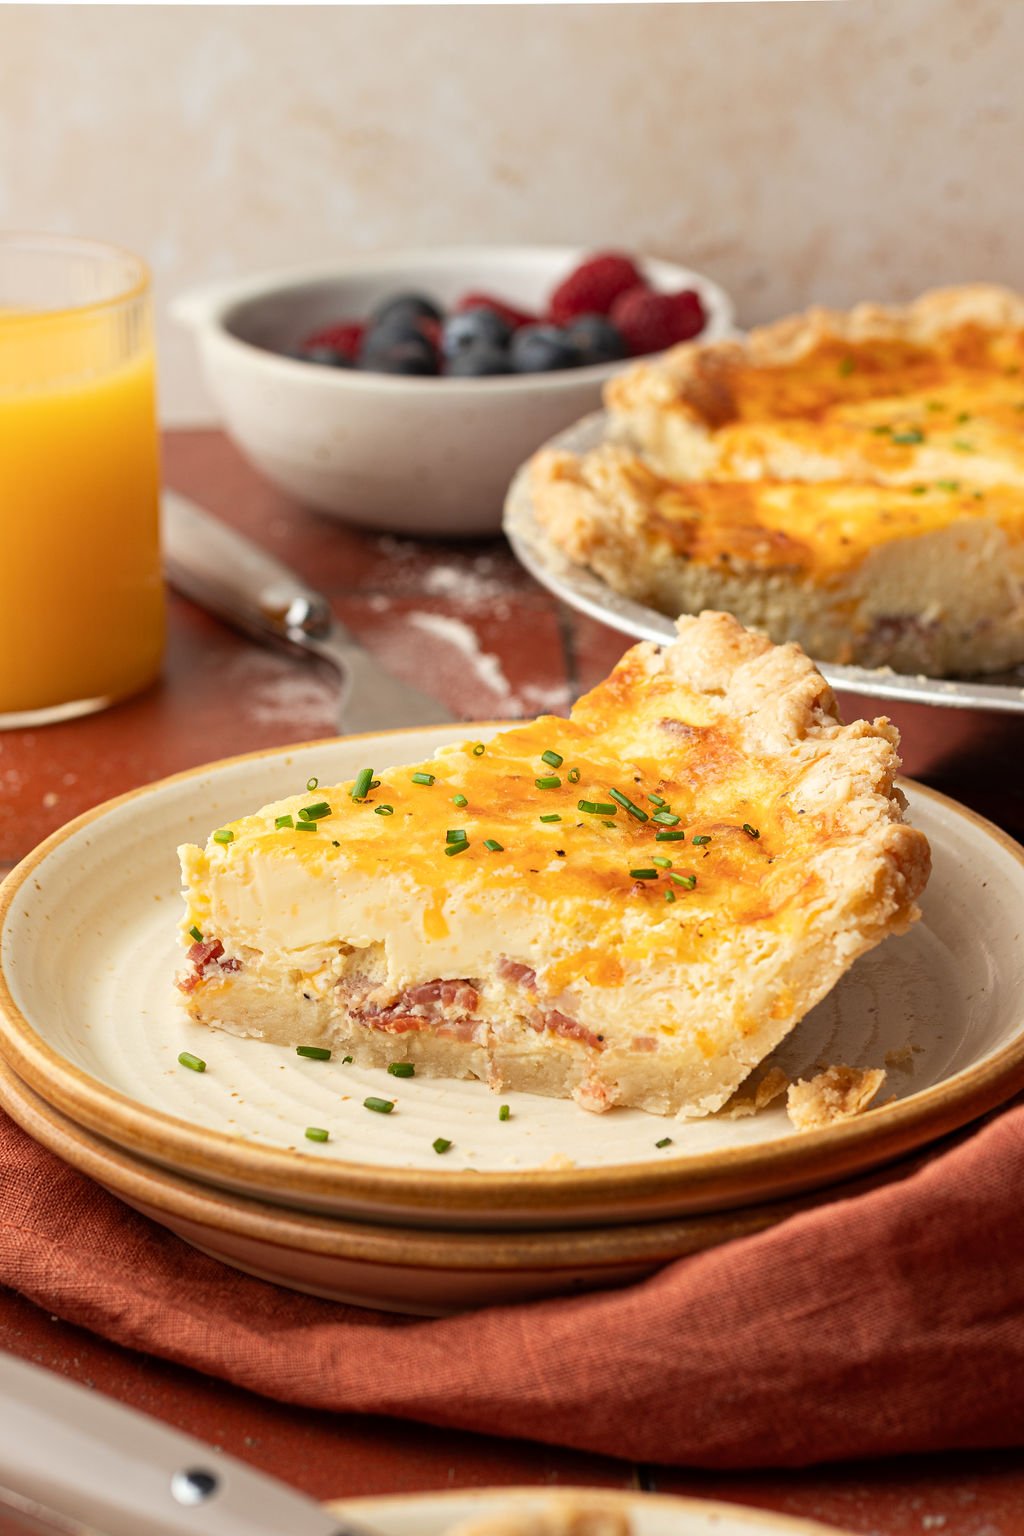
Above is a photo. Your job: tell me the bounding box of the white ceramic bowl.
[173,245,735,537]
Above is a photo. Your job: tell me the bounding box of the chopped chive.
[388,1061,415,1078]
[837,357,855,377]
[541,750,564,769]
[936,479,961,492]
[957,410,971,423]
[910,484,927,495]
[299,801,331,820]
[648,794,666,806]
[212,829,234,845]
[412,772,435,786]
[891,428,924,445]
[452,794,468,808]
[351,768,374,801]
[304,1126,329,1142]
[444,839,470,857]
[652,809,681,826]
[472,744,485,756]
[306,777,319,791]
[275,814,294,829]
[296,1045,332,1061]
[655,829,686,842]
[655,1136,673,1148]
[539,813,561,823]
[446,828,467,843]
[872,423,892,435]
[369,779,381,790]
[374,804,394,816]
[498,1104,510,1121]
[535,775,561,789]
[188,924,203,942]
[953,439,975,452]
[178,1051,206,1073]
[692,834,711,845]
[602,820,616,828]
[630,868,659,880]
[664,889,676,904]
[578,799,617,816]
[484,839,504,852]
[364,1096,394,1113]
[671,873,697,889]
[567,767,581,784]
[342,1055,353,1064]
[652,856,673,869]
[295,821,317,832]
[432,1137,453,1154]
[609,788,648,821]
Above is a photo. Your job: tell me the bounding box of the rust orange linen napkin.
[3,1102,1024,1469]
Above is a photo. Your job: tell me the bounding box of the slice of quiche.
[177,612,929,1118]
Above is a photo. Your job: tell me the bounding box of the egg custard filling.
[539,285,1024,676]
[177,612,929,1118]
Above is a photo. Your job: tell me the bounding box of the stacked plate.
[2,727,1023,1315]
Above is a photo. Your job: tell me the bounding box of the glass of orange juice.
[0,233,164,726]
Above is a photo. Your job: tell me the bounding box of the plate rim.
[328,1485,856,1536]
[2,727,1024,1222]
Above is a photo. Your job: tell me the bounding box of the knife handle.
[0,1353,350,1536]
[161,489,353,654]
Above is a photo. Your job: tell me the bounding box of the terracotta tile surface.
[1,430,1022,1525]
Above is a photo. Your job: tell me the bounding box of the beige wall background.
[0,0,1019,423]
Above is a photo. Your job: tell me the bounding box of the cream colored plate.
[1,729,1023,1229]
[2,1048,962,1315]
[329,1489,854,1536]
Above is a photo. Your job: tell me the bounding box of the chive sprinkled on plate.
[388,1061,415,1078]
[484,839,504,852]
[342,1055,353,1064]
[296,1045,332,1061]
[304,1126,329,1142]
[692,834,711,845]
[891,428,924,445]
[578,799,616,815]
[351,768,374,801]
[444,839,470,857]
[432,1137,452,1154]
[375,804,394,816]
[609,787,648,821]
[275,814,294,829]
[364,1096,394,1113]
[539,813,561,823]
[953,439,975,452]
[535,775,561,789]
[652,856,673,869]
[299,801,331,820]
[446,828,467,843]
[648,794,666,806]
[498,1104,511,1122]
[472,744,485,756]
[412,772,435,786]
[655,829,686,842]
[567,767,581,784]
[295,821,317,832]
[671,873,697,889]
[936,479,961,492]
[652,809,681,826]
[178,1051,206,1072]
[212,829,234,845]
[452,793,468,807]
[664,889,676,904]
[541,749,563,769]
[655,1136,673,1148]
[630,868,659,880]
[306,777,319,791]
[742,823,761,838]
[188,924,203,942]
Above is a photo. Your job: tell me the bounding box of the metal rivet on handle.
[171,1468,219,1505]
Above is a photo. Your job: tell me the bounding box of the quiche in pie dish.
[177,612,929,1118]
[532,285,1024,675]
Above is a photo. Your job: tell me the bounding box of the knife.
[161,489,456,734]
[0,1351,369,1536]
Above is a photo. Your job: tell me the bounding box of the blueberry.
[358,335,439,376]
[563,314,627,365]
[509,324,583,374]
[297,345,355,369]
[368,292,442,331]
[442,307,512,359]
[445,342,514,377]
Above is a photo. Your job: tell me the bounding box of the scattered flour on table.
[407,611,512,699]
[219,652,338,730]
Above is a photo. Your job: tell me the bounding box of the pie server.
[0,1350,370,1536]
[161,489,456,735]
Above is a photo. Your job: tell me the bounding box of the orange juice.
[0,236,164,723]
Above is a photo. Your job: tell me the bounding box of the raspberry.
[301,321,364,359]
[454,291,537,330]
[609,286,707,356]
[548,253,645,324]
